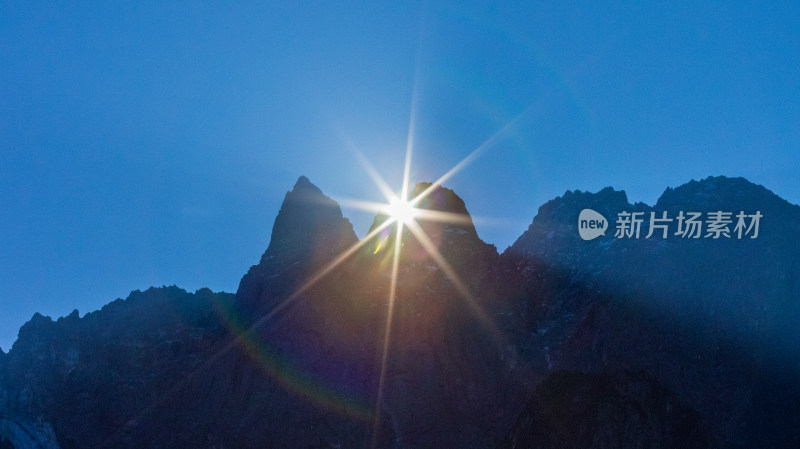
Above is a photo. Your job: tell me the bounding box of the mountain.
[504,175,800,448]
[0,287,233,449]
[498,370,713,449]
[1,175,798,448]
[236,175,359,307]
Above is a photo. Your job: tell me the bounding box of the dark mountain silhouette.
[504,175,800,448]
[498,370,713,449]
[1,175,798,448]
[237,175,359,307]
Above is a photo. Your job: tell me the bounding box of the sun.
[383,196,420,225]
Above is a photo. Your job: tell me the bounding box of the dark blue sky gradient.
[1,1,799,350]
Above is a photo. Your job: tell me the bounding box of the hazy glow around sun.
[383,196,420,225]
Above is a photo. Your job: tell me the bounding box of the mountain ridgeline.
[1,175,798,449]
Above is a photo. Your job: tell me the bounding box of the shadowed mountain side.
[503,175,800,448]
[0,286,394,449]
[236,175,359,309]
[0,287,232,448]
[498,370,713,449]
[231,180,534,448]
[356,183,531,448]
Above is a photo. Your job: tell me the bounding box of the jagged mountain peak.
[507,176,800,258]
[263,176,357,263]
[364,182,475,231]
[236,177,359,305]
[292,174,321,194]
[655,175,792,212]
[532,186,631,224]
[363,182,495,263]
[408,182,494,256]
[18,312,53,333]
[505,185,633,258]
[410,182,471,216]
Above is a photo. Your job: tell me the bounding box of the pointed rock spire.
[264,176,357,263]
[364,182,497,269]
[237,176,358,304]
[506,186,632,258]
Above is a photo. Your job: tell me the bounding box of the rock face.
[504,175,800,448]
[236,175,359,307]
[498,370,713,449]
[1,175,799,448]
[0,287,232,448]
[357,183,523,448]
[0,419,58,449]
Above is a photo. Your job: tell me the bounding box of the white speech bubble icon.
[578,209,608,241]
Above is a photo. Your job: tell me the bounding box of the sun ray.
[413,208,474,225]
[400,63,419,203]
[371,59,421,448]
[336,198,397,215]
[414,209,518,230]
[410,99,542,208]
[404,220,505,347]
[160,216,401,393]
[371,219,404,448]
[332,128,402,208]
[352,150,402,205]
[111,214,404,433]
[252,216,397,327]
[401,124,414,201]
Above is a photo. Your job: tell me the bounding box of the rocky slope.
[498,370,713,449]
[504,176,800,448]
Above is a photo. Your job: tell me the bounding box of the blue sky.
[1,1,798,350]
